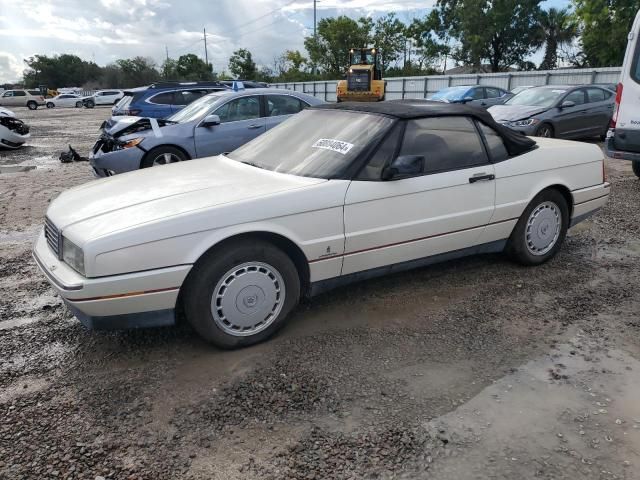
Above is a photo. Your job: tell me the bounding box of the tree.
[175,54,214,81]
[572,0,639,67]
[304,16,372,77]
[537,8,578,70]
[407,15,451,73]
[115,57,161,86]
[160,58,178,80]
[429,0,544,72]
[371,13,407,72]
[23,54,101,88]
[228,49,257,79]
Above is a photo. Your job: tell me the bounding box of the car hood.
[488,104,549,122]
[0,106,15,117]
[102,116,176,137]
[46,155,327,236]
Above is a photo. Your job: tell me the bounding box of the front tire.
[182,240,300,348]
[535,123,554,138]
[506,189,569,266]
[632,161,640,179]
[84,100,95,109]
[141,146,187,169]
[75,101,83,108]
[46,102,54,109]
[27,101,38,110]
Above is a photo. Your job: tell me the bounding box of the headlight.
[62,237,85,275]
[511,118,539,127]
[118,137,144,150]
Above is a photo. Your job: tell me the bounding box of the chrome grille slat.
[44,217,61,258]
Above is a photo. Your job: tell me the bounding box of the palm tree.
[538,8,579,70]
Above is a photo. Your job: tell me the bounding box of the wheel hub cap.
[152,153,182,166]
[525,201,561,256]
[211,262,285,337]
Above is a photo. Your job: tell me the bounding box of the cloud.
[0,0,433,83]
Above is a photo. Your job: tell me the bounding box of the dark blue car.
[112,81,229,118]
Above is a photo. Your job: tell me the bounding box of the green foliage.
[115,57,161,86]
[537,8,578,69]
[371,14,407,72]
[304,16,372,77]
[430,0,544,72]
[228,49,258,79]
[175,54,214,81]
[23,54,101,88]
[572,0,640,67]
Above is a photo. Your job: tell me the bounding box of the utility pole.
[165,45,169,62]
[313,0,317,38]
[203,27,209,67]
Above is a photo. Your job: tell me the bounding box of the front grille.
[44,217,61,258]
[348,71,371,91]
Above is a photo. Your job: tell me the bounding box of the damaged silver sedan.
[89,88,322,177]
[0,107,30,149]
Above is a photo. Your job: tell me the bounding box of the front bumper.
[570,182,611,227]
[33,229,191,329]
[497,122,538,136]
[89,143,145,177]
[0,124,30,149]
[337,92,383,102]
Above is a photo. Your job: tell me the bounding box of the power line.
[211,0,299,39]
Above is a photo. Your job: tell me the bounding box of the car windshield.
[429,87,470,101]
[506,88,565,107]
[227,109,395,179]
[167,93,226,123]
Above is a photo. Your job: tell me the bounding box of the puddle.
[19,155,60,170]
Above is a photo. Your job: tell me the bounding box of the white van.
[606,9,640,178]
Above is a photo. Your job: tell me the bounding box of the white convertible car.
[34,101,610,348]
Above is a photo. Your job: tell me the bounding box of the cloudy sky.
[0,0,568,83]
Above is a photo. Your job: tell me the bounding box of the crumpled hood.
[102,116,174,137]
[46,155,326,236]
[488,104,549,122]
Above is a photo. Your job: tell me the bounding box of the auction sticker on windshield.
[312,138,354,155]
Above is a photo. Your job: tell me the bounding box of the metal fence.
[270,67,622,102]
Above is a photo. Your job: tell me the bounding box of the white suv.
[606,9,640,178]
[0,89,46,110]
[83,90,124,108]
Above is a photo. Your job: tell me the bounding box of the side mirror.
[460,96,475,104]
[202,114,221,127]
[382,155,424,180]
[560,100,575,109]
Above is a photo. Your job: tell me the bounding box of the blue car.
[91,88,324,176]
[428,85,512,108]
[112,81,229,118]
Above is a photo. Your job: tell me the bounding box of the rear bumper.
[605,131,640,162]
[570,182,610,226]
[33,229,190,329]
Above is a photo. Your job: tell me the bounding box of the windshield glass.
[506,87,565,107]
[429,86,469,101]
[168,93,226,123]
[227,109,395,179]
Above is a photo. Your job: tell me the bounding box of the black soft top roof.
[313,100,536,156]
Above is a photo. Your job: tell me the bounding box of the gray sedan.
[488,85,614,138]
[89,88,323,176]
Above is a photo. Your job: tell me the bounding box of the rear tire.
[535,123,554,138]
[141,146,187,169]
[632,161,640,179]
[182,240,300,348]
[506,189,569,266]
[75,101,83,108]
[27,101,38,110]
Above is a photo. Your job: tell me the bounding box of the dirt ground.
[1,106,639,480]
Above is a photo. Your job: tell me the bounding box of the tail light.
[611,82,623,128]
[126,109,141,116]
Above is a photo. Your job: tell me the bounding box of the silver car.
[488,85,614,139]
[90,88,324,177]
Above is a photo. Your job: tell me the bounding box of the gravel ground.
[1,107,639,480]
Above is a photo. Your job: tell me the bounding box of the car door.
[342,116,496,276]
[194,95,266,157]
[465,87,485,107]
[145,91,175,118]
[264,94,307,130]
[554,88,590,138]
[483,87,509,107]
[584,87,615,136]
[0,91,14,106]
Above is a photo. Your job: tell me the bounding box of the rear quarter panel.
[492,138,604,222]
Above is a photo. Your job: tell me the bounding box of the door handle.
[469,173,495,183]
[247,124,262,129]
